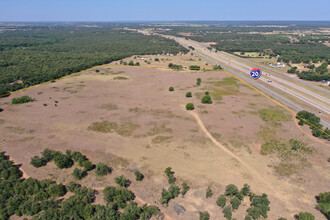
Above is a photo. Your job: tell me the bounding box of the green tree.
[297,212,315,220]
[201,95,212,104]
[53,153,73,169]
[186,92,192,98]
[72,167,85,180]
[199,211,210,220]
[30,156,46,168]
[225,184,239,196]
[230,197,241,210]
[95,163,111,176]
[216,195,226,208]
[223,206,232,220]
[134,170,144,181]
[181,181,190,196]
[169,87,174,92]
[186,103,194,110]
[316,192,330,219]
[206,186,213,198]
[82,160,93,171]
[115,175,130,187]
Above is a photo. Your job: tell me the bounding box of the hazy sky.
[1,0,329,21]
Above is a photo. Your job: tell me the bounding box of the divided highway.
[165,35,330,128]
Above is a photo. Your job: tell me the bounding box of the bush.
[247,193,270,219]
[115,175,130,187]
[199,211,210,220]
[216,195,226,207]
[95,69,100,72]
[230,197,241,210]
[241,183,251,196]
[223,206,232,220]
[169,87,174,92]
[95,163,111,176]
[196,78,201,85]
[205,91,209,95]
[181,181,190,196]
[164,167,176,184]
[201,95,212,104]
[53,153,73,169]
[225,184,239,196]
[186,103,194,110]
[72,168,85,180]
[161,184,180,205]
[213,65,223,70]
[82,160,93,171]
[297,212,315,220]
[190,65,200,70]
[155,58,159,61]
[186,92,192,97]
[11,96,34,104]
[134,171,144,181]
[41,148,55,162]
[206,186,213,198]
[316,192,330,219]
[30,156,46,168]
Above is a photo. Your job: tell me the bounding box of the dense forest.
[0,150,161,219]
[0,25,188,96]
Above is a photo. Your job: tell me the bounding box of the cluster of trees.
[297,61,329,81]
[214,183,270,220]
[296,110,329,139]
[0,26,189,96]
[119,60,140,66]
[1,151,160,219]
[168,63,183,69]
[161,167,190,205]
[189,65,201,70]
[30,149,112,179]
[11,96,35,104]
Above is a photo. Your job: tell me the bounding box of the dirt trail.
[186,109,298,211]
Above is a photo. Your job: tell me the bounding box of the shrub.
[241,184,251,196]
[213,65,223,70]
[161,184,180,205]
[216,195,226,207]
[47,183,66,197]
[190,65,200,70]
[30,156,46,168]
[223,206,232,220]
[196,78,201,85]
[169,87,174,92]
[186,103,194,110]
[186,92,192,98]
[230,197,241,210]
[134,171,144,181]
[128,61,134,66]
[53,153,73,169]
[72,168,85,180]
[95,163,111,176]
[225,184,239,196]
[297,212,315,220]
[205,91,209,95]
[206,186,213,198]
[199,211,210,220]
[201,95,212,104]
[155,58,159,61]
[95,69,100,72]
[82,160,93,171]
[164,167,176,184]
[41,148,56,162]
[181,181,190,196]
[11,96,34,104]
[316,192,330,219]
[115,175,130,187]
[247,193,270,219]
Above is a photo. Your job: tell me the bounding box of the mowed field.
[0,58,329,219]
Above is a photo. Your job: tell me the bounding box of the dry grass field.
[0,56,329,219]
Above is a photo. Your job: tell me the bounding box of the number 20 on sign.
[250,68,261,79]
